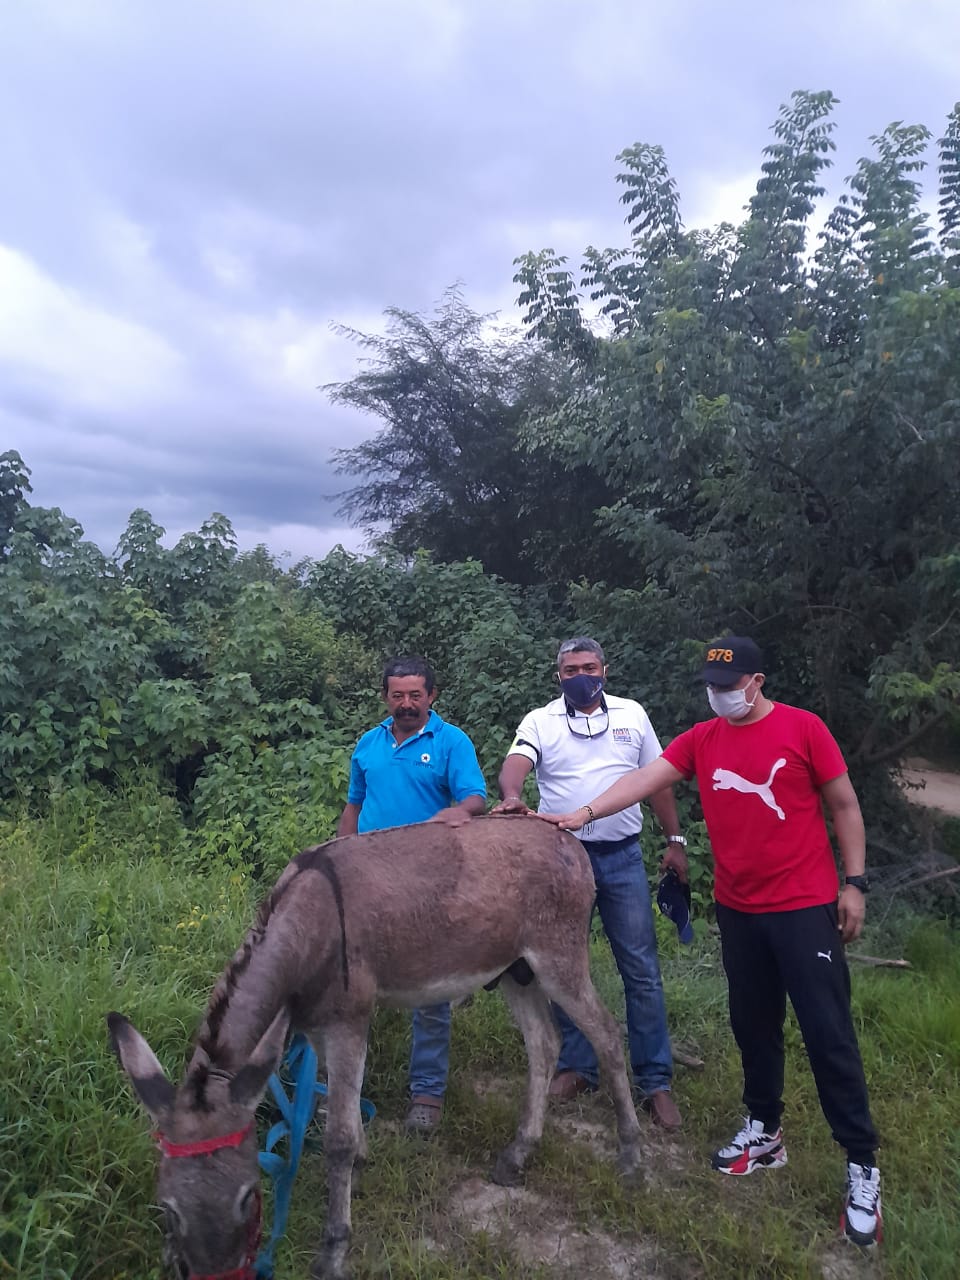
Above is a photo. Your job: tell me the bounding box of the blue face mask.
[560,674,605,709]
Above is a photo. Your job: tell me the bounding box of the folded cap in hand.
[657,868,694,944]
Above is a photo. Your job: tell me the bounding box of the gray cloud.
[2,0,957,557]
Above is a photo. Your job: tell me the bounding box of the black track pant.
[716,901,878,1164]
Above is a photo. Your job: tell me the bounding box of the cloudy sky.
[3,0,958,561]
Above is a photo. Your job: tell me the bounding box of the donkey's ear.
[107,1012,175,1122]
[229,1008,290,1110]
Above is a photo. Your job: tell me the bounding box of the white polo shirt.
[507,693,664,842]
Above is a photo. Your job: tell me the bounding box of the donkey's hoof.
[311,1225,351,1279]
[616,1143,644,1180]
[491,1151,526,1187]
[311,1259,350,1280]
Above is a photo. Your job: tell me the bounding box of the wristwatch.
[844,874,870,894]
[667,835,687,846]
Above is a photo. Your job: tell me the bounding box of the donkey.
[108,815,644,1280]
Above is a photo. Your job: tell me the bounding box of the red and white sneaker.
[842,1162,882,1248]
[711,1117,788,1176]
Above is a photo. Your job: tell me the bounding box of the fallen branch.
[848,954,911,969]
[898,864,960,891]
[671,1047,705,1070]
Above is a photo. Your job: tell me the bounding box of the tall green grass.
[2,792,959,1278]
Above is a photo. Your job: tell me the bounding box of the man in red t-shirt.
[537,636,882,1249]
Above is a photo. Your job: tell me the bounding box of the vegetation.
[337,91,960,789]
[2,797,958,1279]
[328,291,618,586]
[3,90,960,1278]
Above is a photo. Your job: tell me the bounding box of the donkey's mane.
[194,876,288,1069]
[188,1061,213,1112]
[191,844,347,1091]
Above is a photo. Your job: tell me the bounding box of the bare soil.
[898,758,960,818]
[447,1176,665,1279]
[446,1093,882,1280]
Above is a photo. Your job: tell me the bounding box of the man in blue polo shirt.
[337,655,487,1133]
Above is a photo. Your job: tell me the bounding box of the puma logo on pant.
[712,758,787,819]
[818,950,832,963]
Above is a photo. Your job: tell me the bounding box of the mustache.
[395,707,420,717]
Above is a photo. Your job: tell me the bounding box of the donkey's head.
[107,1010,288,1280]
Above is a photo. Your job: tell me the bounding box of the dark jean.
[555,835,673,1095]
[408,1002,451,1098]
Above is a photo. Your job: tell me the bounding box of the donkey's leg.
[536,959,643,1177]
[312,1030,368,1183]
[311,1018,370,1280]
[491,975,559,1186]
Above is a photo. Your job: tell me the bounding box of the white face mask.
[707,679,758,720]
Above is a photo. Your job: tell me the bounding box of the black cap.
[697,635,764,686]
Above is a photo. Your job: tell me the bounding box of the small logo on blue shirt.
[420,752,431,764]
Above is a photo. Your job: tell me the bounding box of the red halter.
[156,1122,254,1159]
[154,1123,261,1280]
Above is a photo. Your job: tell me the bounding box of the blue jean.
[409,1002,451,1097]
[555,836,673,1095]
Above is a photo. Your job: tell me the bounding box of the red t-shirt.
[662,703,847,912]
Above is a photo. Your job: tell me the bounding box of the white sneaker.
[711,1117,788,1176]
[842,1162,882,1247]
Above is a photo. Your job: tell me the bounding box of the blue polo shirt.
[346,709,487,833]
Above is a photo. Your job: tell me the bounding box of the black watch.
[844,874,870,894]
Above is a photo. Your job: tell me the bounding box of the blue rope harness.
[254,1034,376,1279]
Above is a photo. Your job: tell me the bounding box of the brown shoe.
[548,1071,594,1103]
[405,1095,443,1134]
[642,1089,682,1130]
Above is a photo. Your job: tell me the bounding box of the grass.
[2,796,959,1279]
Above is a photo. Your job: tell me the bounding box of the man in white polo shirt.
[495,636,685,1129]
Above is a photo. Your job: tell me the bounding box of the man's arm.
[821,772,867,944]
[494,754,535,813]
[428,728,488,827]
[647,783,688,882]
[537,756,685,829]
[337,802,362,837]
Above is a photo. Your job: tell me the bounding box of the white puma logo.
[712,758,787,820]
[818,950,832,963]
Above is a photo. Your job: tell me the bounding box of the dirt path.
[899,758,960,818]
[446,1087,880,1280]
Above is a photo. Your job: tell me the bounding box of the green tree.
[513,91,960,775]
[0,450,33,558]
[0,483,376,809]
[328,288,616,584]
